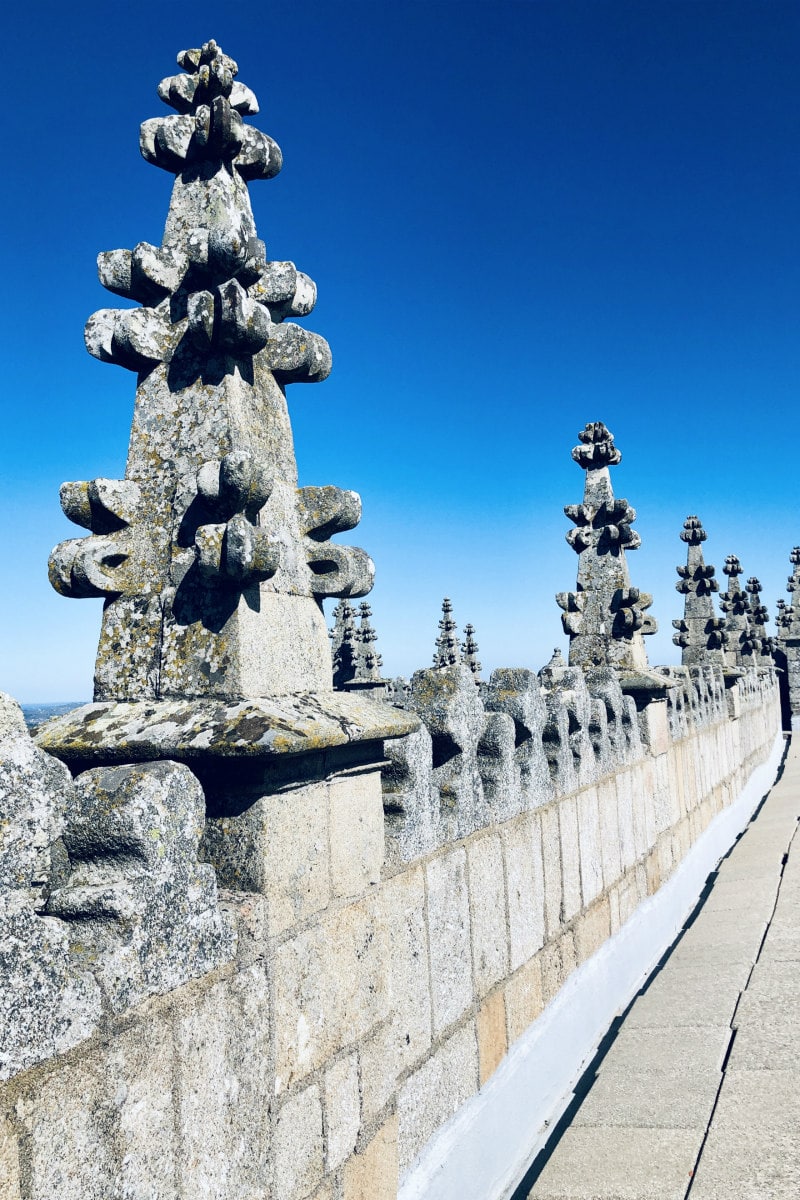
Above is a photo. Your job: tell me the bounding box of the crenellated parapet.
[671,515,725,667]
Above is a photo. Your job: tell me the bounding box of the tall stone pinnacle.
[719,554,754,670]
[556,422,656,673]
[49,41,373,702]
[671,516,725,666]
[433,599,461,668]
[746,577,772,657]
[461,624,482,678]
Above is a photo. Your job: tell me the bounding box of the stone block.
[575,786,602,906]
[48,761,235,1012]
[359,868,430,1121]
[598,1024,731,1079]
[272,1084,324,1200]
[17,1010,192,1198]
[558,795,582,922]
[274,899,387,1090]
[598,777,622,887]
[504,955,544,1044]
[15,1048,120,1200]
[397,1024,478,1174]
[173,964,271,1196]
[575,895,611,964]
[640,698,670,756]
[503,820,545,972]
[466,832,508,997]
[324,1052,360,1171]
[539,804,562,937]
[0,1113,21,1199]
[540,931,576,1005]
[477,990,507,1085]
[0,699,102,1079]
[343,1114,398,1200]
[426,849,472,1035]
[208,781,330,935]
[329,770,384,900]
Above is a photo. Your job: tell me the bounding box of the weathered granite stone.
[46,761,235,1011]
[720,553,756,672]
[49,41,380,704]
[406,664,487,840]
[775,547,800,719]
[672,515,726,667]
[462,623,482,677]
[557,422,656,673]
[0,694,101,1080]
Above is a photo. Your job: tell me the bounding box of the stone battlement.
[0,38,791,1200]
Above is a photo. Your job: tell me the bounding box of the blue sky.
[3,1,800,700]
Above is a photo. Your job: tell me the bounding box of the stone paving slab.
[571,1068,722,1130]
[726,1005,800,1069]
[688,1070,800,1199]
[528,1128,702,1199]
[597,1025,731,1078]
[623,971,741,1029]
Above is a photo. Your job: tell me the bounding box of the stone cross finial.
[49,42,374,702]
[672,515,725,666]
[433,599,461,668]
[461,624,482,678]
[556,422,656,673]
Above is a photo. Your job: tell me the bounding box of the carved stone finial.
[433,599,461,668]
[557,421,655,673]
[461,624,482,679]
[571,422,621,470]
[672,515,724,666]
[719,554,756,669]
[49,42,374,703]
[351,602,384,685]
[680,515,707,545]
[330,599,357,688]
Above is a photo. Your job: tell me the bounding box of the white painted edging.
[398,731,786,1200]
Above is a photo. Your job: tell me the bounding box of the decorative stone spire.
[777,547,800,722]
[745,577,772,656]
[352,602,384,684]
[49,41,373,702]
[719,554,753,670]
[671,516,725,666]
[556,422,656,674]
[330,599,357,688]
[433,599,461,668]
[461,624,482,678]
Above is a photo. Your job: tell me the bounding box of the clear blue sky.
[3,1,799,700]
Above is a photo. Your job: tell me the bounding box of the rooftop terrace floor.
[520,735,800,1200]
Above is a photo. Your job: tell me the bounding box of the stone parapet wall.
[0,667,781,1199]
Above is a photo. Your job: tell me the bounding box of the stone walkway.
[522,736,800,1200]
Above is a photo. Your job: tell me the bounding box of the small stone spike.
[433,599,461,668]
[671,516,725,666]
[556,422,656,673]
[461,624,482,678]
